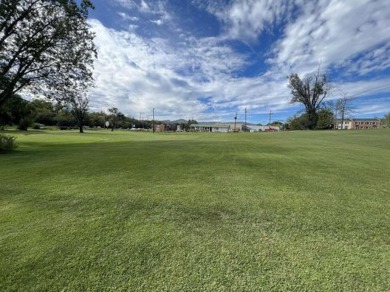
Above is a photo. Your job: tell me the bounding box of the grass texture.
[0,129,389,291]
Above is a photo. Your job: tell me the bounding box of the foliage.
[381,112,390,128]
[56,108,76,129]
[32,123,42,129]
[288,69,331,129]
[288,108,334,130]
[0,134,17,152]
[108,107,120,131]
[270,121,283,127]
[30,99,59,126]
[69,94,89,133]
[179,119,198,132]
[316,108,334,129]
[0,0,96,107]
[0,94,35,130]
[88,111,107,128]
[287,114,310,130]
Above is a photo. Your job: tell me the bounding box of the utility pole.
[139,112,144,129]
[152,108,155,133]
[234,112,237,132]
[269,110,272,130]
[244,108,247,132]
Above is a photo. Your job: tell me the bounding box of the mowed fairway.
[0,129,389,291]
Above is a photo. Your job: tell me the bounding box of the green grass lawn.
[1,129,389,291]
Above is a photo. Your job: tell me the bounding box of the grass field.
[0,129,389,291]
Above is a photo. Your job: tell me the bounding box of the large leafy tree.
[288,69,332,129]
[0,0,96,107]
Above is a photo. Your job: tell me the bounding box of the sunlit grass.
[1,129,389,291]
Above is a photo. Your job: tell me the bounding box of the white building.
[190,123,230,133]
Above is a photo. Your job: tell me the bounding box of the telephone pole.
[152,108,155,133]
[269,110,272,130]
[244,108,247,132]
[234,112,237,132]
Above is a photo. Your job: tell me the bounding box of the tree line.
[0,95,197,131]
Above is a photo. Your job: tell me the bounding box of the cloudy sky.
[87,0,390,123]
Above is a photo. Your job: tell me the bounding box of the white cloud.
[111,0,138,10]
[118,12,139,22]
[333,78,390,100]
[201,0,291,41]
[270,0,390,76]
[87,0,390,122]
[140,0,150,12]
[150,19,163,26]
[352,101,390,116]
[88,19,296,121]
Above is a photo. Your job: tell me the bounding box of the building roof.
[190,123,230,128]
[336,118,380,121]
[351,118,380,121]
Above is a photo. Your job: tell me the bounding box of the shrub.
[32,123,46,129]
[0,134,18,153]
[17,117,32,131]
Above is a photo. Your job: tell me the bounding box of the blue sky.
[86,0,390,123]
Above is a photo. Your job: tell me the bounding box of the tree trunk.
[79,123,84,133]
[308,110,318,130]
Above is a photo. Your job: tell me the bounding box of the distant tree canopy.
[287,108,334,130]
[30,99,59,126]
[382,112,390,128]
[316,108,334,129]
[288,69,331,129]
[1,97,199,132]
[0,0,96,107]
[0,94,35,130]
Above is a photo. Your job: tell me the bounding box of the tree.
[287,108,333,131]
[108,107,120,131]
[56,106,76,129]
[0,94,36,130]
[88,111,107,128]
[30,99,58,126]
[316,108,334,129]
[286,114,309,130]
[0,0,96,107]
[288,69,331,129]
[382,113,390,128]
[334,90,354,130]
[70,94,89,133]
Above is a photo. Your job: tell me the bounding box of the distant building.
[190,123,230,133]
[154,124,166,132]
[228,123,244,132]
[336,118,381,130]
[190,123,280,133]
[246,125,280,132]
